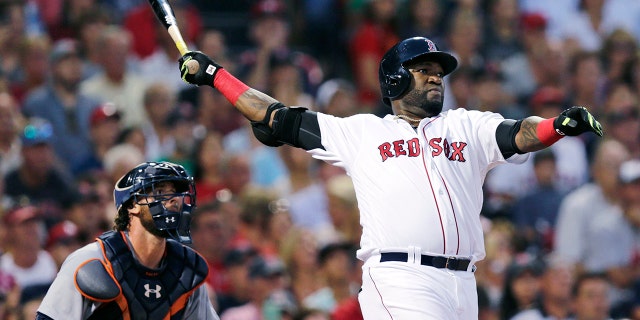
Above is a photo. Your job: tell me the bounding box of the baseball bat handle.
[168,25,199,74]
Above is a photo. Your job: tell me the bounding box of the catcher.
[37,161,219,319]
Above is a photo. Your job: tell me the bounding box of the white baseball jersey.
[310,108,528,263]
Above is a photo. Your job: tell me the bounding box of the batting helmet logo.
[379,37,458,106]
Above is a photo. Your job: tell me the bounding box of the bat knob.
[185,59,199,75]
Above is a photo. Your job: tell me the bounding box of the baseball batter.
[179,37,602,319]
[36,162,219,319]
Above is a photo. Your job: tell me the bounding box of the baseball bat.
[148,0,199,74]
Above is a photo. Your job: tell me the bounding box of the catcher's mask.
[379,37,458,106]
[114,161,196,244]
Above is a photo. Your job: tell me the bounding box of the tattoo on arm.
[515,116,547,153]
[235,89,279,122]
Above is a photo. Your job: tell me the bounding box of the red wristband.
[213,69,250,105]
[536,117,563,146]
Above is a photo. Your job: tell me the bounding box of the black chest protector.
[77,231,208,320]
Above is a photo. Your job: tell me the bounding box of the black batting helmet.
[379,37,458,106]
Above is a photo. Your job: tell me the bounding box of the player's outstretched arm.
[515,106,603,153]
[179,51,323,150]
[179,51,278,125]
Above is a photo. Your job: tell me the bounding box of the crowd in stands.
[0,0,639,319]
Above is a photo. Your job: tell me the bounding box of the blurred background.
[0,0,639,319]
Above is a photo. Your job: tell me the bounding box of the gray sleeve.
[37,243,103,320]
[182,285,220,320]
[553,195,586,264]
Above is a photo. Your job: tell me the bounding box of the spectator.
[45,0,101,41]
[444,7,484,72]
[314,78,358,117]
[79,25,148,127]
[570,273,613,320]
[279,144,333,239]
[518,0,578,42]
[10,35,51,104]
[223,116,289,193]
[0,268,20,320]
[123,0,202,60]
[217,247,258,315]
[219,153,254,197]
[606,159,640,317]
[266,52,316,108]
[74,7,112,80]
[190,201,234,295]
[474,219,517,311]
[4,118,77,218]
[177,29,243,136]
[510,253,575,320]
[331,294,364,320]
[138,11,193,93]
[481,0,523,64]
[0,2,28,84]
[237,0,322,96]
[566,50,607,117]
[348,0,400,111]
[600,28,638,85]
[0,205,57,288]
[62,188,109,245]
[19,283,51,320]
[511,149,566,252]
[601,84,640,158]
[279,227,323,305]
[140,82,177,162]
[469,64,524,119]
[101,143,145,188]
[499,12,559,105]
[21,38,101,173]
[302,242,358,314]
[220,255,290,320]
[73,102,122,176]
[399,0,445,48]
[192,131,227,204]
[557,0,640,55]
[553,139,630,298]
[0,92,23,178]
[445,66,475,111]
[499,253,546,320]
[44,220,81,269]
[292,308,330,320]
[324,174,361,246]
[114,126,146,156]
[628,52,640,99]
[232,188,290,259]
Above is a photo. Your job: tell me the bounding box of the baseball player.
[178,37,603,319]
[36,161,219,319]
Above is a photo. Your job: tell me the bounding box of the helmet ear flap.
[380,65,412,105]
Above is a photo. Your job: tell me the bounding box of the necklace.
[394,114,423,127]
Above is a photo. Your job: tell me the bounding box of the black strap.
[380,252,471,271]
[87,302,123,320]
[35,312,55,320]
[496,119,524,158]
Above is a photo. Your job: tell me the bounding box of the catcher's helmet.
[114,161,196,244]
[379,37,458,106]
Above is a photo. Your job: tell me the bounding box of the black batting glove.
[553,106,603,137]
[179,51,221,87]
